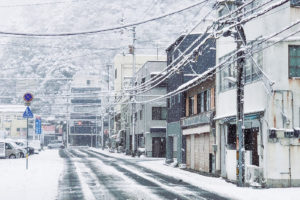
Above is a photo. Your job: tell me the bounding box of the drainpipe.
[274,90,294,187]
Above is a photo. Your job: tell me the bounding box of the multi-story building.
[0,105,27,139]
[166,34,216,164]
[181,72,216,173]
[135,61,167,157]
[113,54,166,150]
[68,72,101,147]
[215,0,300,187]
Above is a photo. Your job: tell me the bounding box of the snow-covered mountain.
[0,0,212,115]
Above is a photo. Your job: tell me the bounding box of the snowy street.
[1,148,300,200]
[57,148,226,200]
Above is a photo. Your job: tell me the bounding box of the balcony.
[181,111,213,128]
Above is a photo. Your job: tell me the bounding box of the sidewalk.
[92,148,300,200]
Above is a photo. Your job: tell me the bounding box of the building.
[166,34,216,164]
[113,54,166,151]
[0,105,27,139]
[215,0,300,187]
[135,61,167,157]
[68,72,101,147]
[181,71,216,173]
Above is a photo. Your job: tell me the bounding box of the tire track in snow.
[87,149,229,200]
[81,149,191,200]
[57,149,85,200]
[68,149,132,200]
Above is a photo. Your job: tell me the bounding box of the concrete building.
[113,54,166,150]
[165,34,216,164]
[68,72,101,147]
[181,72,216,173]
[215,0,300,187]
[0,105,27,139]
[135,61,167,157]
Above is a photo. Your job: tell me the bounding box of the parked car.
[29,140,41,153]
[15,141,35,155]
[47,141,64,149]
[3,141,23,159]
[4,139,26,158]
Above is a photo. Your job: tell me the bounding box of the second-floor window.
[197,89,211,113]
[289,45,300,78]
[188,96,194,116]
[291,0,300,7]
[152,107,167,120]
[219,42,263,92]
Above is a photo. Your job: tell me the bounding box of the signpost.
[35,117,42,135]
[23,93,34,170]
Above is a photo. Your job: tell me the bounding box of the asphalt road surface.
[57,148,229,200]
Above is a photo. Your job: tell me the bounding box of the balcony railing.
[181,111,213,128]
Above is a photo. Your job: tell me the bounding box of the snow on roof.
[0,105,26,113]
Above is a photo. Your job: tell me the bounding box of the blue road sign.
[23,107,33,118]
[23,93,33,103]
[35,117,42,134]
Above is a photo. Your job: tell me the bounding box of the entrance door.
[251,128,259,166]
[244,128,259,166]
[152,137,165,157]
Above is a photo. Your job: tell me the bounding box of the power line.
[0,0,87,8]
[0,0,208,37]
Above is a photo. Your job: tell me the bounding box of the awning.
[182,124,210,135]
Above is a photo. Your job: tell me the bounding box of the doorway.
[152,137,166,157]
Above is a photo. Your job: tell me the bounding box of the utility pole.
[101,112,104,150]
[107,64,111,139]
[131,27,136,155]
[235,0,246,187]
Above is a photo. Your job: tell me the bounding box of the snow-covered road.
[57,147,227,200]
[1,148,299,200]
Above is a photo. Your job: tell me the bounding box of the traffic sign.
[23,107,33,118]
[23,93,33,103]
[35,117,42,134]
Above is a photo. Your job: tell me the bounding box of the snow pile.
[0,150,63,200]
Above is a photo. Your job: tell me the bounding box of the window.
[177,93,181,103]
[141,77,145,84]
[289,45,300,77]
[140,110,142,120]
[152,107,167,120]
[188,96,194,116]
[17,128,20,132]
[227,124,236,150]
[245,41,263,83]
[219,52,237,91]
[86,80,91,85]
[291,0,300,7]
[197,89,211,114]
[115,69,117,79]
[219,43,263,92]
[167,98,170,109]
[151,74,167,87]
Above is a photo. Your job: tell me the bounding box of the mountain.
[0,0,213,116]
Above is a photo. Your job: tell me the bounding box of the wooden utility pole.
[235,0,246,187]
[131,27,136,155]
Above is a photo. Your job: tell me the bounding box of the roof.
[0,105,26,113]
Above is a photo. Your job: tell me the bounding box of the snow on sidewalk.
[0,149,63,200]
[92,148,300,200]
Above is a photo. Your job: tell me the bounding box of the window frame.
[152,107,167,120]
[291,0,300,7]
[289,45,300,78]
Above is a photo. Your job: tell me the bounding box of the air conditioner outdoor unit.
[245,165,263,187]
